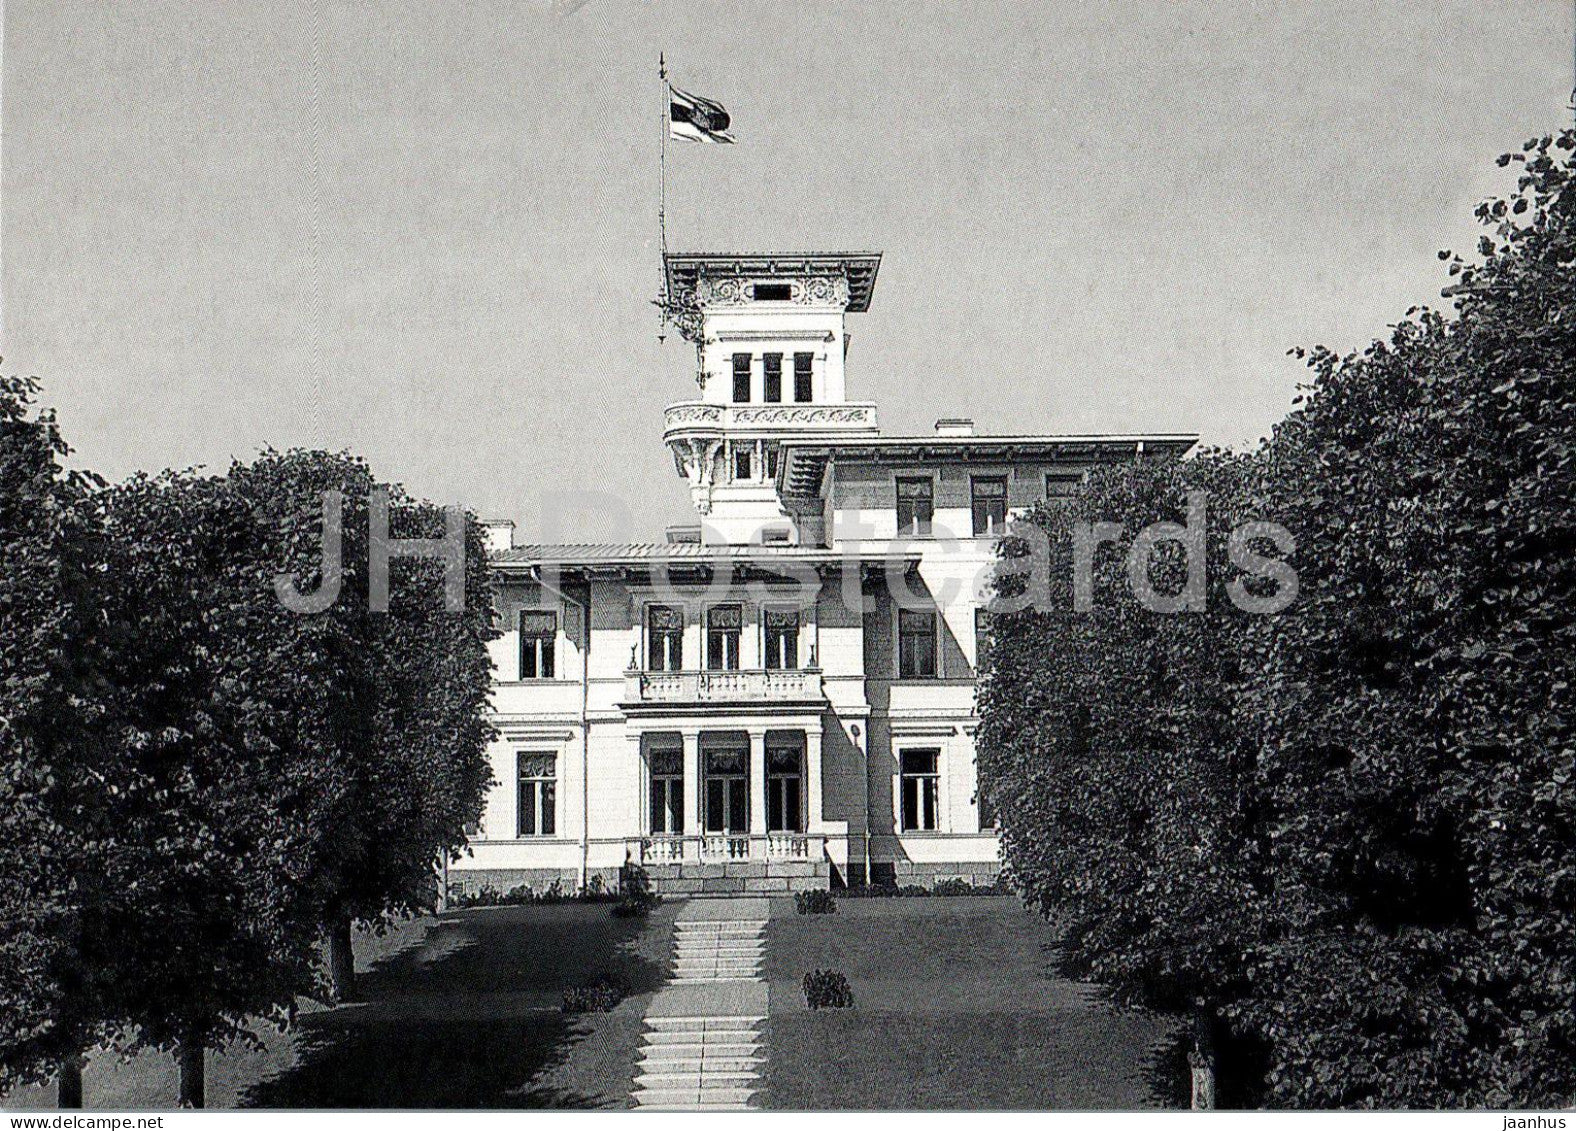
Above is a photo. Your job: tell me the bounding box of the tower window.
[732,353,752,402]
[752,283,792,301]
[793,353,813,402]
[733,444,753,481]
[763,354,783,402]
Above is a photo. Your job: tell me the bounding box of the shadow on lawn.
[241,905,665,1109]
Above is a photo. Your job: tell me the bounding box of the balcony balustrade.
[623,667,824,705]
[628,833,821,866]
[662,400,879,441]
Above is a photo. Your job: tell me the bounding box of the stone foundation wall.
[642,859,831,895]
[868,860,1001,889]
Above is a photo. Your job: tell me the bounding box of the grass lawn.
[3,900,678,1110]
[763,895,1176,1110]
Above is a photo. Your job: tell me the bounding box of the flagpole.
[658,52,669,341]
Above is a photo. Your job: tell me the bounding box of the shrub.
[561,975,628,1014]
[794,889,837,915]
[802,969,853,1011]
[446,879,621,910]
[611,863,661,918]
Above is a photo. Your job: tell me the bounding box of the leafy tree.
[227,452,496,1001]
[94,468,346,1106]
[0,376,114,1107]
[979,130,1576,1108]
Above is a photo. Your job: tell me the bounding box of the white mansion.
[452,251,1195,895]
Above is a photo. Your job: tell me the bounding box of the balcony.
[627,833,824,866]
[663,401,879,441]
[622,667,824,706]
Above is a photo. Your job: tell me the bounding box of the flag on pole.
[668,84,735,143]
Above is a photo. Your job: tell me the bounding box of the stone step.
[638,1057,764,1075]
[644,1015,765,1030]
[632,1091,755,1109]
[670,976,758,985]
[634,1082,757,1102]
[641,1034,760,1051]
[637,1072,760,1088]
[637,1045,764,1059]
[674,920,767,929]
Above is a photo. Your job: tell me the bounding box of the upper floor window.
[764,608,800,670]
[707,605,742,670]
[1045,470,1083,499]
[974,607,993,665]
[898,608,938,679]
[733,444,754,481]
[971,476,1008,537]
[896,477,933,538]
[648,605,684,671]
[517,753,557,837]
[732,353,752,403]
[793,353,813,402]
[900,749,940,832]
[763,353,783,403]
[519,610,556,679]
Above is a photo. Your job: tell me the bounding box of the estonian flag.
[669,84,735,144]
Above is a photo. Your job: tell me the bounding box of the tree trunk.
[327,916,357,1002]
[177,1040,205,1108]
[1189,998,1217,1110]
[57,1054,83,1109]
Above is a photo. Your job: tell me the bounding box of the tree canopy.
[978,131,1576,1108]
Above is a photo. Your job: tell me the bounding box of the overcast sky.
[3,0,1570,539]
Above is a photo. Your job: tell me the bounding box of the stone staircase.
[632,918,768,1109]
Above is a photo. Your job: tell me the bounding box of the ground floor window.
[900,748,939,832]
[704,750,748,833]
[517,752,557,837]
[649,748,683,834]
[767,745,803,832]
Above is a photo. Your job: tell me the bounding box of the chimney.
[479,518,515,555]
[935,417,975,437]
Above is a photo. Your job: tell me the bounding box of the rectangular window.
[704,750,748,833]
[519,610,556,679]
[764,608,800,670]
[517,753,557,837]
[895,477,934,538]
[977,767,998,831]
[707,605,742,671]
[647,605,684,671]
[733,443,753,481]
[648,749,684,835]
[763,353,783,403]
[1046,470,1083,499]
[752,282,792,301]
[898,608,938,679]
[765,444,780,480]
[971,476,1008,536]
[900,749,939,832]
[974,608,993,665]
[793,353,813,402]
[767,745,803,832]
[732,353,752,403]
